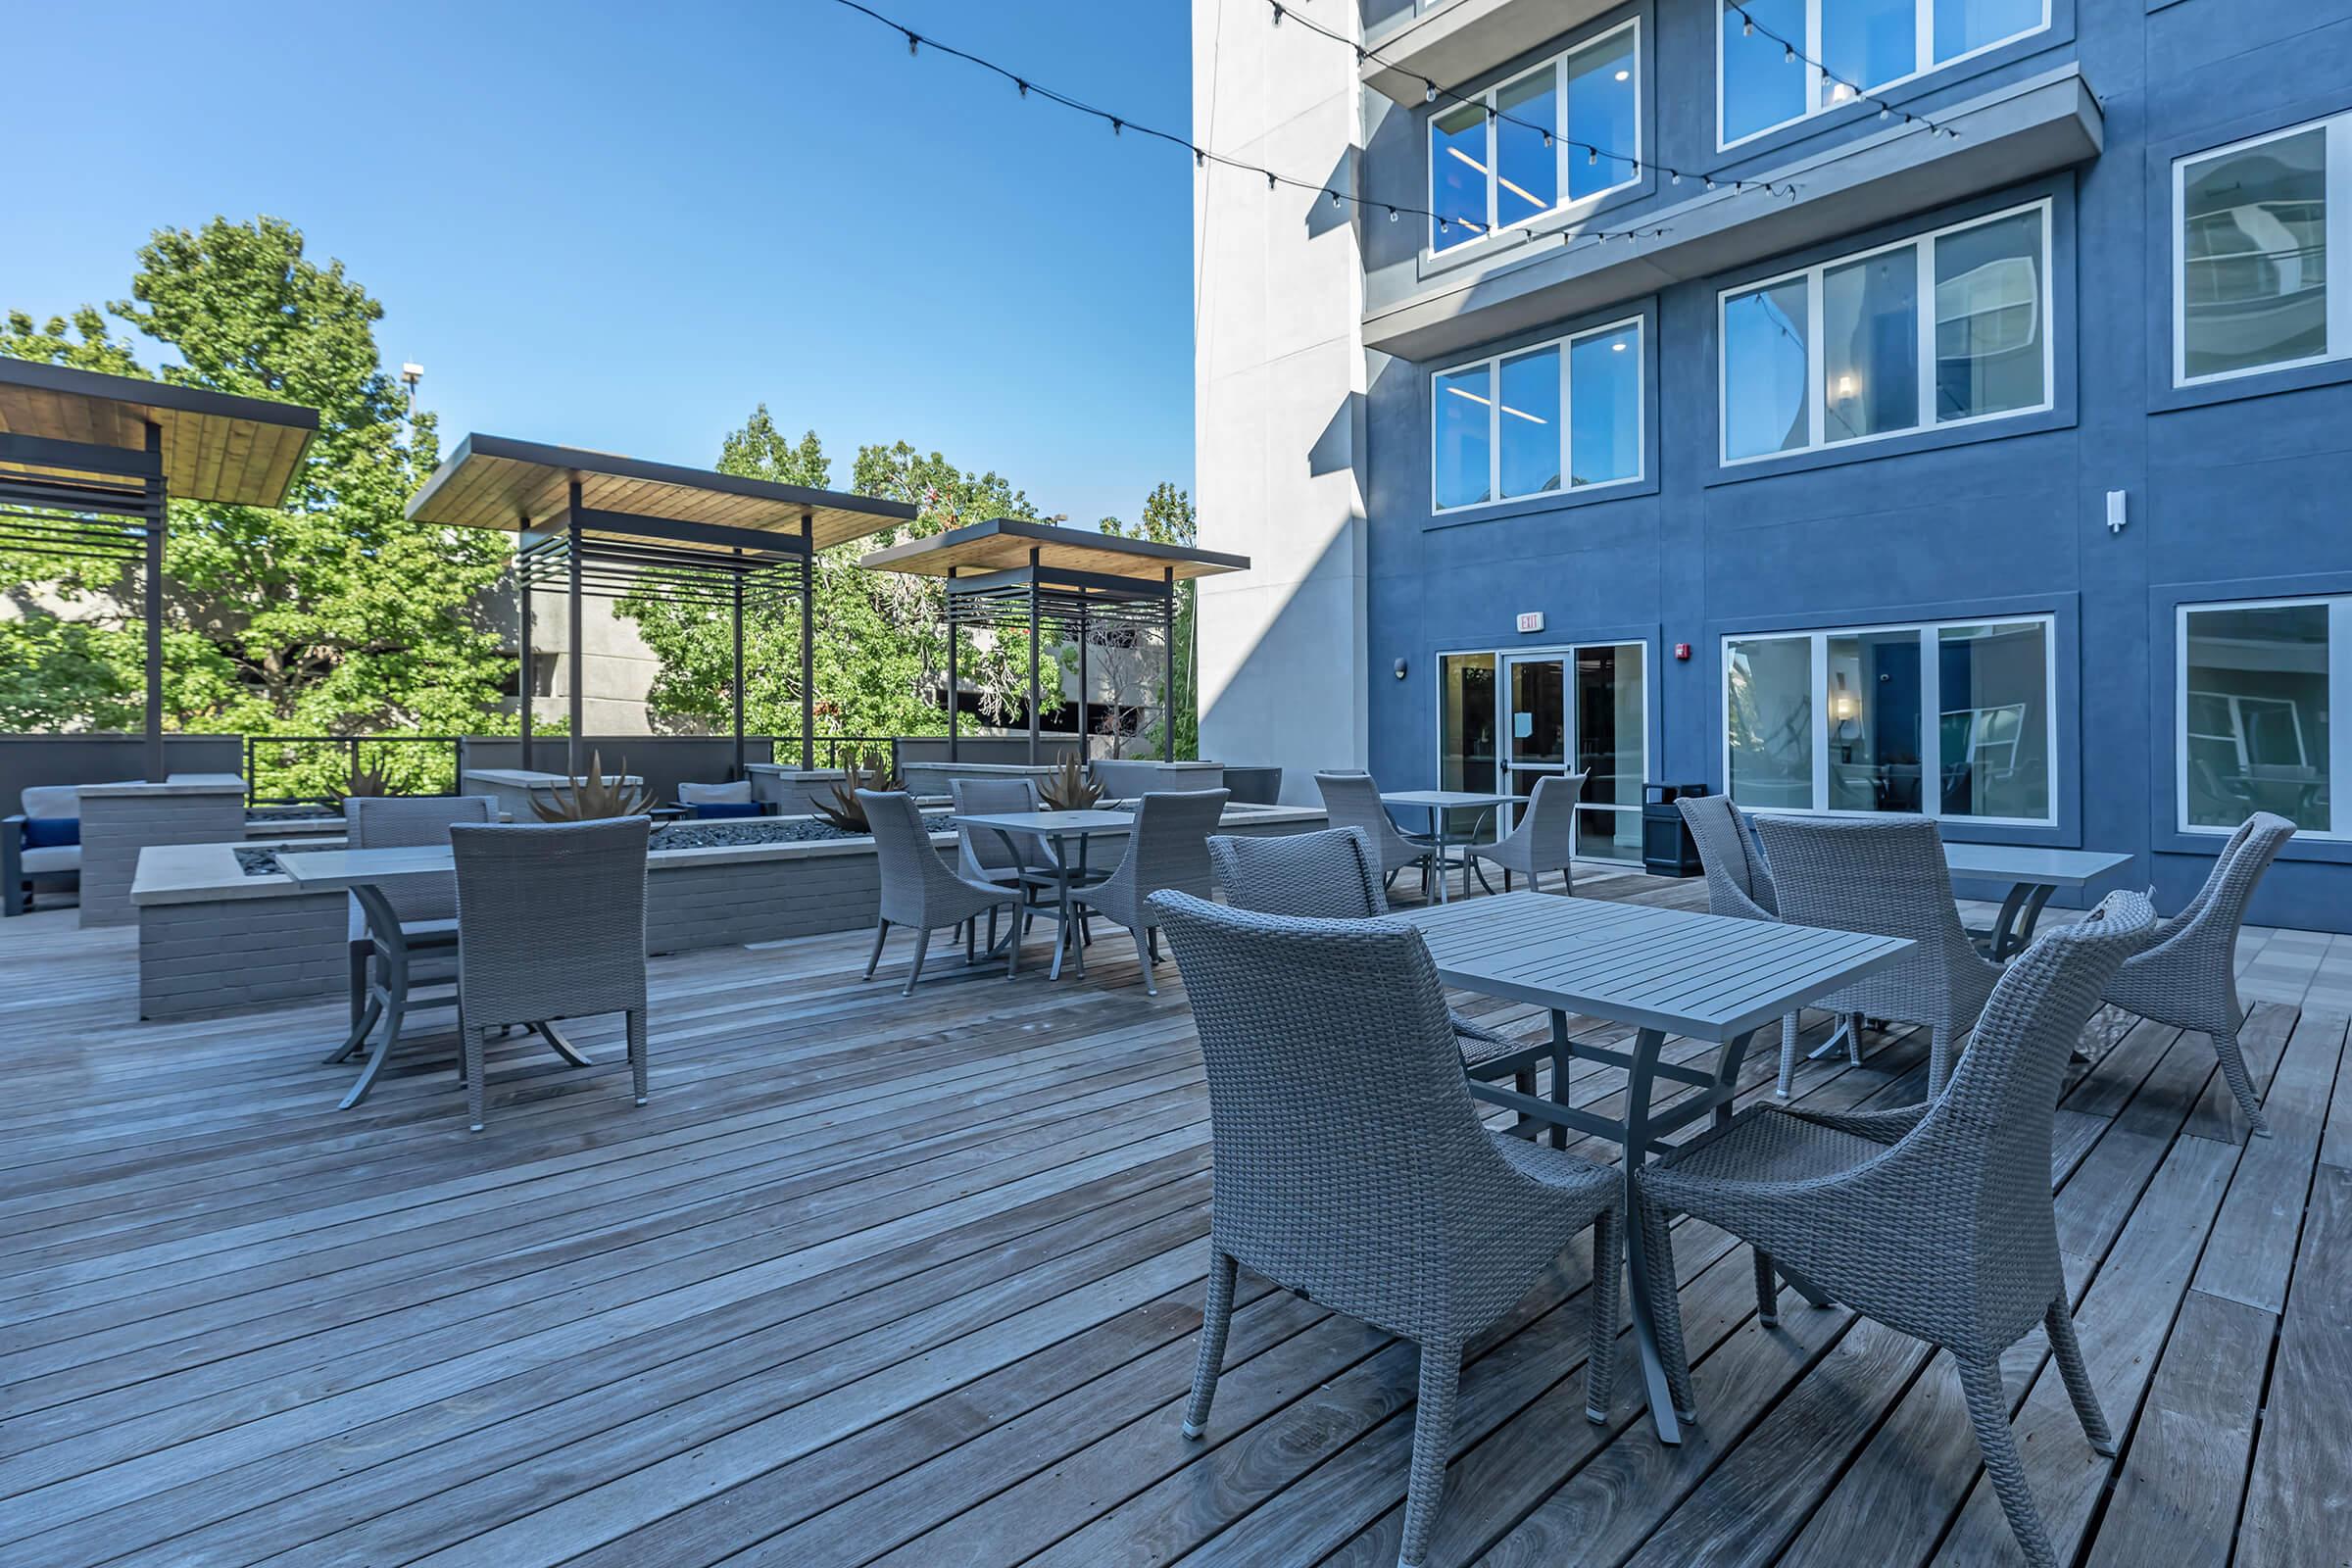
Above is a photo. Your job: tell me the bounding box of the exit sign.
[1516,612,1545,634]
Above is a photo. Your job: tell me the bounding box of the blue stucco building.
[1193,0,2352,931]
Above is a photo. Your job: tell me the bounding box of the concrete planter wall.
[79,776,248,930]
[129,805,1330,1020]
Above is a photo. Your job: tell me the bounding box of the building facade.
[1195,0,2352,931]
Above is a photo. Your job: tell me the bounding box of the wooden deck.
[1,866,2345,1567]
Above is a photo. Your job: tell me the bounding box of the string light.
[1727,7,1962,138]
[1269,0,1805,199]
[823,0,1672,250]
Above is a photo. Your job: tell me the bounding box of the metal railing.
[242,736,466,806]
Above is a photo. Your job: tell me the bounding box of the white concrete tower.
[1192,0,1369,801]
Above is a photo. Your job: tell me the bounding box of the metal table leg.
[1998,882,2058,959]
[1619,1024,1683,1445]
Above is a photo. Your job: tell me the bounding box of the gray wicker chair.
[1314,771,1438,899]
[1208,825,1529,1082]
[2102,811,2294,1138]
[1754,815,2005,1098]
[1150,890,1659,1568]
[1067,789,1229,995]
[1678,794,1778,921]
[861,789,1024,995]
[1678,794,1824,1092]
[328,795,497,1107]
[1639,892,2158,1568]
[1467,771,1585,894]
[449,816,653,1133]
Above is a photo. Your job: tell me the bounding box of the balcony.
[1362,0,1624,105]
[1364,64,2103,363]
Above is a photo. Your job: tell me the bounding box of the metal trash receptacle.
[1642,782,1708,877]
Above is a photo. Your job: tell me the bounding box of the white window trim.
[1715,0,2052,152]
[1719,612,2060,828]
[2175,594,2351,841]
[1716,197,2056,467]
[1431,316,1645,514]
[2171,111,2352,389]
[1427,17,1644,261]
[1434,642,1653,853]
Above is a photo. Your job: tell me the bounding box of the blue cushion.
[22,818,78,849]
[691,802,764,820]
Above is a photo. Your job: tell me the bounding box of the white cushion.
[678,779,753,806]
[21,845,78,874]
[22,785,79,820]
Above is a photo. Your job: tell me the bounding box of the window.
[1432,318,1643,512]
[1719,201,2051,464]
[1430,20,1642,255]
[1724,614,2055,824]
[2174,113,2352,387]
[2180,597,2349,839]
[1719,0,2048,147]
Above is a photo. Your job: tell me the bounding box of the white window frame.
[1716,197,2055,466]
[1435,641,1653,859]
[1428,17,1643,259]
[2171,112,2352,389]
[1430,317,1644,514]
[1719,612,2059,827]
[1715,0,2052,151]
[2176,594,2352,841]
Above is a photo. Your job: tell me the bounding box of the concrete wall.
[1199,0,2352,929]
[80,785,248,928]
[1193,0,1373,804]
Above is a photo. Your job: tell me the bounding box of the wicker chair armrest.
[1770,1103,1930,1146]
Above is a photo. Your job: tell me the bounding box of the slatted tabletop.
[1392,892,1912,1041]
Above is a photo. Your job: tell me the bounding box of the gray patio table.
[1944,843,2135,959]
[276,845,600,1094]
[950,808,1134,981]
[1389,890,1911,1444]
[1378,788,1513,904]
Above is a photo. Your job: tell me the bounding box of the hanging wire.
[824,0,1672,247]
[1275,0,1958,176]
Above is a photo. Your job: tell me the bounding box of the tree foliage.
[2,217,513,795]
[616,408,1045,748]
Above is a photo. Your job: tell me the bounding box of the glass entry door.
[1501,643,1647,861]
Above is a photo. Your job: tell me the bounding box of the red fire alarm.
[1675,642,1692,661]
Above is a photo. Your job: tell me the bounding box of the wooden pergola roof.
[0,358,318,509]
[405,433,918,551]
[858,516,1249,581]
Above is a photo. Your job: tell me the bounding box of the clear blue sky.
[0,0,1196,528]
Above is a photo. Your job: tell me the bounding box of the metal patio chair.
[449,816,653,1133]
[1754,815,2005,1098]
[326,795,496,1108]
[1314,770,1438,899]
[1150,890,1661,1568]
[1208,824,1534,1089]
[1467,770,1586,894]
[1068,788,1229,995]
[861,788,1024,995]
[2102,811,2294,1138]
[1639,892,2158,1568]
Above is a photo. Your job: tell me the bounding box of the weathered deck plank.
[0,864,2343,1568]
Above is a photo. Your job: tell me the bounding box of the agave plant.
[1039,750,1104,812]
[810,752,902,834]
[529,752,655,822]
[326,763,392,807]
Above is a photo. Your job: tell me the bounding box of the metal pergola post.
[566,478,585,777]
[1163,565,1176,762]
[800,512,815,770]
[731,551,746,779]
[946,565,959,762]
[141,423,166,781]
[1026,547,1042,766]
[517,529,534,772]
[1076,595,1089,764]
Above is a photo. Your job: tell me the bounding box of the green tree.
[616,410,1045,749]
[1096,481,1200,759]
[2,217,512,795]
